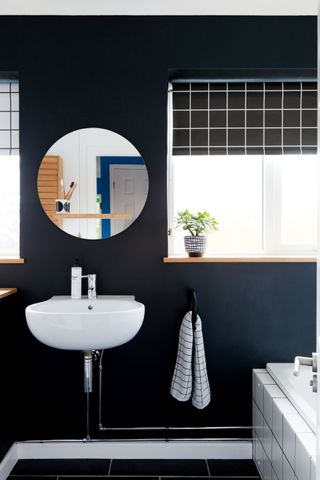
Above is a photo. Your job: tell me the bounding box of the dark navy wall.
[0,16,316,442]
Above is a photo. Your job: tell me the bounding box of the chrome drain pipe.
[84,351,93,393]
[83,350,100,440]
[98,350,105,431]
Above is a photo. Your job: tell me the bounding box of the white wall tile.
[310,456,316,480]
[263,421,273,460]
[272,435,283,480]
[252,369,316,480]
[252,434,257,459]
[253,424,257,440]
[283,414,311,469]
[272,399,296,448]
[297,432,316,457]
[254,371,275,411]
[264,385,285,428]
[253,400,257,426]
[272,467,279,480]
[255,438,264,476]
[255,402,264,441]
[252,372,257,401]
[263,448,273,480]
[283,454,295,480]
[295,432,315,480]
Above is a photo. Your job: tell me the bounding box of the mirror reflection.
[38,128,149,239]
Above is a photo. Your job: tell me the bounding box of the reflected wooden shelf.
[53,213,131,219]
[38,155,64,228]
[0,288,17,299]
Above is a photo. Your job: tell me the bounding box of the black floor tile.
[110,460,208,476]
[11,459,110,476]
[60,477,158,480]
[9,477,58,480]
[207,459,260,477]
[108,477,158,480]
[158,478,209,480]
[59,478,109,480]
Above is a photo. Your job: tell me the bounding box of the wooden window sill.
[0,288,17,299]
[0,258,25,264]
[163,256,317,263]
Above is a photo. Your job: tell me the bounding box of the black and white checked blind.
[171,82,317,155]
[0,81,19,156]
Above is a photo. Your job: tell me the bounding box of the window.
[168,81,317,257]
[0,79,20,259]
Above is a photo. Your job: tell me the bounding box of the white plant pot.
[184,235,207,257]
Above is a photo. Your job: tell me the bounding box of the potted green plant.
[176,209,219,257]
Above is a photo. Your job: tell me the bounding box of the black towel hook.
[189,289,198,326]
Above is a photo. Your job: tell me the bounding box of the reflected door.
[110,165,148,236]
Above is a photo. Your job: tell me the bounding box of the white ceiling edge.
[0,0,318,16]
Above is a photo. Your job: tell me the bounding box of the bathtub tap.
[293,353,317,376]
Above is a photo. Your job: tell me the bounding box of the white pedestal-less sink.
[25,295,145,350]
[25,295,145,439]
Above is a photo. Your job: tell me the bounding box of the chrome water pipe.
[84,351,93,393]
[83,350,100,440]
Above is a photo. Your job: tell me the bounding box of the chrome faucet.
[82,274,97,299]
[293,353,317,376]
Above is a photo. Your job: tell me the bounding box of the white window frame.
[0,80,21,261]
[264,155,317,255]
[167,83,175,256]
[0,154,20,259]
[167,84,317,257]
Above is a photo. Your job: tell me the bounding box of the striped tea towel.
[170,311,211,409]
[170,311,193,402]
[191,315,211,409]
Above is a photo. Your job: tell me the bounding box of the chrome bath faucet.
[293,353,317,376]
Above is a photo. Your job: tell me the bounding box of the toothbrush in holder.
[65,182,77,201]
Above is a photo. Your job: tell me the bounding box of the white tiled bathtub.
[252,364,316,480]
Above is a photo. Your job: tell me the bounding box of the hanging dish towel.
[170,311,193,402]
[170,311,211,409]
[191,315,211,409]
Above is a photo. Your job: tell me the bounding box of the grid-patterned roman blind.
[0,81,19,155]
[171,82,317,155]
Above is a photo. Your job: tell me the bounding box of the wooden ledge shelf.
[163,256,317,263]
[53,213,131,220]
[0,288,17,299]
[0,258,25,264]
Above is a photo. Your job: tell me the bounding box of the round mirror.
[38,128,149,239]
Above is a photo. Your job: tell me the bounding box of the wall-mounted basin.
[25,295,145,350]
